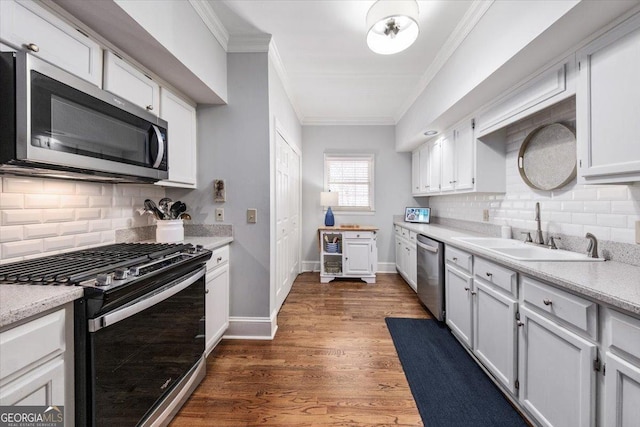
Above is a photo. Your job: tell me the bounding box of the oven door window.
[89,276,204,426]
[30,70,167,170]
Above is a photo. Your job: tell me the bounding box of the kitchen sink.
[451,236,604,262]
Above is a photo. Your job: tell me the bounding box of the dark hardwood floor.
[170,272,430,426]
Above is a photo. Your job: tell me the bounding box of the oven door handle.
[88,267,205,333]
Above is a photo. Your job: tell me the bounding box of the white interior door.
[275,130,301,311]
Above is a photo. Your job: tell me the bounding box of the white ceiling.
[209,0,475,125]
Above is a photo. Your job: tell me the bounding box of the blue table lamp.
[320,191,339,227]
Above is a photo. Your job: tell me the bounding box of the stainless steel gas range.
[0,243,212,427]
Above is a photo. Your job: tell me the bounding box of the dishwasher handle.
[417,240,439,253]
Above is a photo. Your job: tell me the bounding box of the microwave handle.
[151,125,165,169]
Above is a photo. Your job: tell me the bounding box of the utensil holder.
[156,219,184,243]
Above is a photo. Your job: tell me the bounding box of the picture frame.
[214,179,226,202]
[405,207,430,223]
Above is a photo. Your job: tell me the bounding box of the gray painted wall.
[168,53,271,318]
[301,126,421,270]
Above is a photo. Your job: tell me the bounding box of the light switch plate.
[482,209,489,222]
[636,220,640,244]
[247,208,257,224]
[215,208,224,222]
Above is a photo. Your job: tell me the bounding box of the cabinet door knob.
[471,291,477,296]
[217,256,223,262]
[205,289,209,294]
[25,43,40,52]
[517,321,524,327]
[146,105,154,111]
[452,257,458,262]
[464,287,470,291]
[485,272,493,277]
[543,299,552,306]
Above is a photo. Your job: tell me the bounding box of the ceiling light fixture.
[366,0,419,55]
[424,130,438,136]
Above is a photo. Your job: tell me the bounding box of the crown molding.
[394,0,494,122]
[189,0,229,51]
[227,33,273,52]
[302,116,396,126]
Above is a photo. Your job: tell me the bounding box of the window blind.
[324,155,374,211]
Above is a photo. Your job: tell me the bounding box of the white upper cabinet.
[156,87,197,188]
[577,12,640,184]
[411,151,420,195]
[103,51,160,114]
[411,117,504,196]
[0,0,102,86]
[477,58,575,139]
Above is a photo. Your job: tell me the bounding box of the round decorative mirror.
[518,122,577,191]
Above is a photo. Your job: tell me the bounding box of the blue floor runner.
[385,317,528,427]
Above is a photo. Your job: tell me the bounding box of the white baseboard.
[224,313,278,340]
[302,260,397,274]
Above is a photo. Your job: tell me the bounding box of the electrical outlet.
[247,208,257,224]
[636,220,640,244]
[215,208,224,222]
[482,209,489,222]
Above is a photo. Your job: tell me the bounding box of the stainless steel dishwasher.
[416,234,445,321]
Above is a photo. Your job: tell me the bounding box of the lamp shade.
[320,191,339,207]
[366,0,419,55]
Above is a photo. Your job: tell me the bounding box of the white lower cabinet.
[602,308,640,427]
[321,229,377,284]
[205,245,230,356]
[473,279,518,394]
[518,306,597,427]
[445,263,474,348]
[394,226,416,291]
[0,306,73,426]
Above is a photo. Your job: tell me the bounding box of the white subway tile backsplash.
[101,184,115,196]
[76,182,102,195]
[75,232,103,247]
[596,214,628,228]
[1,240,42,258]
[24,194,60,209]
[76,208,101,221]
[43,180,75,195]
[611,228,636,244]
[572,213,597,226]
[24,223,59,239]
[101,230,116,243]
[60,195,89,208]
[89,219,111,232]
[0,193,23,209]
[2,210,41,225]
[0,226,23,243]
[3,177,44,193]
[60,221,89,235]
[597,186,628,201]
[43,209,75,223]
[43,235,75,252]
[611,201,640,215]
[561,201,584,212]
[89,196,112,208]
[583,201,610,213]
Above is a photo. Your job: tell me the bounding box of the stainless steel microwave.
[0,51,168,183]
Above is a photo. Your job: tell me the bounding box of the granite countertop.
[394,220,640,316]
[0,236,234,329]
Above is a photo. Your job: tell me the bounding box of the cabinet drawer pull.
[26,43,40,52]
[452,257,458,262]
[517,321,524,327]
[217,256,223,262]
[485,272,493,277]
[464,287,470,291]
[543,299,553,306]
[146,105,154,111]
[205,289,209,294]
[471,291,477,296]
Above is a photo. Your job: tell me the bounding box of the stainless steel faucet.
[586,233,599,258]
[534,202,544,245]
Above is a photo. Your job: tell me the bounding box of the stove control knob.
[114,268,128,280]
[96,273,112,287]
[196,244,204,252]
[129,266,140,276]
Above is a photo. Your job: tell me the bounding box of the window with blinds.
[324,154,375,212]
